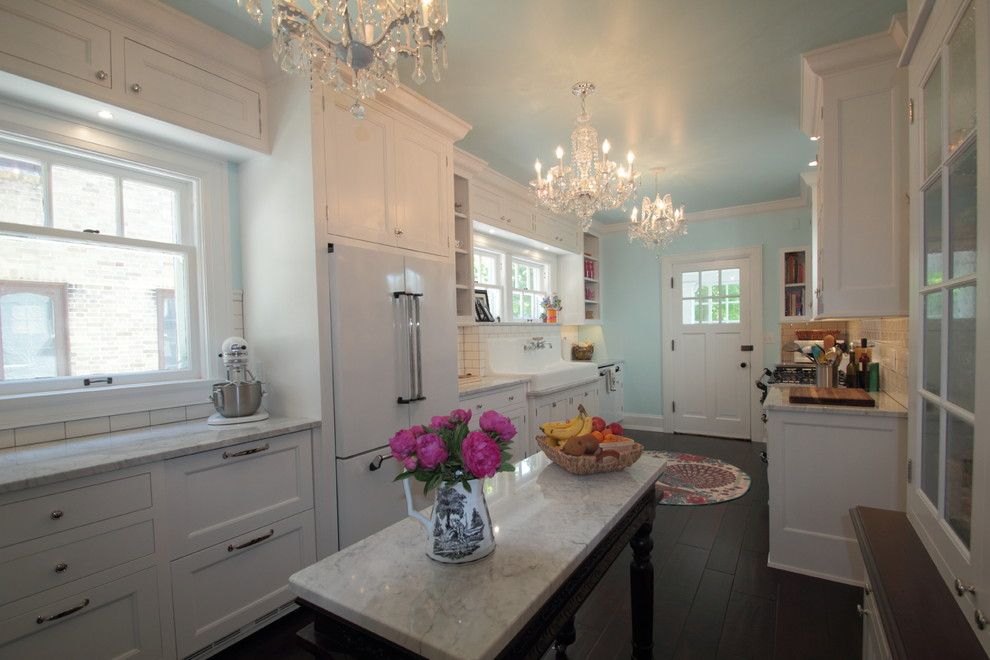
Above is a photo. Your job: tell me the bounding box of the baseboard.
[621,413,665,433]
[766,560,865,588]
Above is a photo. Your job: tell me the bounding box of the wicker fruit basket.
[571,343,595,361]
[536,436,643,475]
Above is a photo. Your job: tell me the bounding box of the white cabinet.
[122,39,263,142]
[393,122,452,256]
[459,383,528,459]
[0,0,111,91]
[528,380,602,457]
[861,582,892,660]
[801,17,909,318]
[535,211,580,253]
[470,182,533,234]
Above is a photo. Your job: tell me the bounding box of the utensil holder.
[815,363,838,387]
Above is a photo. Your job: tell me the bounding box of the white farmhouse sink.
[487,336,599,394]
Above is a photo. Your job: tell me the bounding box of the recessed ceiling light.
[808,156,819,167]
[810,135,820,141]
[97,109,114,120]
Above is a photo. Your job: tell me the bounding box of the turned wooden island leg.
[629,517,654,659]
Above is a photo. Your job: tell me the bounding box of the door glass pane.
[922,292,942,394]
[947,2,976,152]
[945,414,974,548]
[51,165,117,235]
[923,61,943,177]
[700,270,719,297]
[721,268,740,296]
[923,180,943,285]
[948,143,977,279]
[0,154,45,227]
[0,291,60,379]
[721,297,741,324]
[920,400,941,507]
[947,285,976,411]
[681,272,700,298]
[122,180,178,243]
[698,298,717,324]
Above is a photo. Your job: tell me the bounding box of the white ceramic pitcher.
[403,478,496,564]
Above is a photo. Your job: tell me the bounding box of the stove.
[772,363,817,385]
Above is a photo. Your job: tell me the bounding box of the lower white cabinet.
[528,381,602,457]
[861,582,892,660]
[459,383,528,461]
[170,510,316,658]
[0,566,162,660]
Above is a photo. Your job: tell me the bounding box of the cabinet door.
[502,197,535,234]
[533,211,558,243]
[0,0,111,91]
[123,39,262,141]
[506,410,527,459]
[393,123,450,256]
[470,184,502,226]
[0,567,161,658]
[576,384,600,418]
[323,96,396,246]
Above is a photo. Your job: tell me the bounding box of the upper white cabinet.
[0,0,269,152]
[470,181,533,234]
[319,90,455,257]
[535,210,581,253]
[801,16,909,318]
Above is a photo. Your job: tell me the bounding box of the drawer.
[0,473,152,549]
[0,520,155,606]
[170,510,315,659]
[460,384,527,419]
[165,430,313,557]
[0,566,161,659]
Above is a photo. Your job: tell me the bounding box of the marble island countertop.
[289,451,666,660]
[457,375,530,397]
[0,416,320,494]
[764,385,907,418]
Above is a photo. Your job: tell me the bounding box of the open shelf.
[781,247,810,321]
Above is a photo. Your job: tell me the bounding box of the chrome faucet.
[524,337,552,351]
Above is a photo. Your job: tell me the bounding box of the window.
[473,239,555,322]
[681,268,741,324]
[473,248,504,321]
[0,138,198,393]
[510,257,548,321]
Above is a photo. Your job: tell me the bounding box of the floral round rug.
[646,450,751,505]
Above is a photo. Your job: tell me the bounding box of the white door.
[671,258,753,438]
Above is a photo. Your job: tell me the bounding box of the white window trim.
[474,234,557,322]
[0,99,232,429]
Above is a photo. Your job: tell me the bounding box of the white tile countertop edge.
[0,416,320,494]
[763,386,907,418]
[289,453,665,660]
[457,376,530,398]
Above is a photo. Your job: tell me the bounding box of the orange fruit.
[591,431,604,442]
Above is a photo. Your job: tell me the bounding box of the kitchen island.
[289,452,666,659]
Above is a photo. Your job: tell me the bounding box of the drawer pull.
[222,443,269,459]
[475,404,483,410]
[227,529,274,552]
[36,599,90,624]
[50,510,64,520]
[54,562,68,573]
[507,395,515,401]
[95,69,108,81]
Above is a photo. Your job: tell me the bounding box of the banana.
[540,407,593,441]
[578,415,593,436]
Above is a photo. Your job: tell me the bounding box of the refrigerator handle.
[393,292,421,404]
[412,293,424,400]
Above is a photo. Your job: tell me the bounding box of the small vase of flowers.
[540,293,563,323]
[390,408,517,563]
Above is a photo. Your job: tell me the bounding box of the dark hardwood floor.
[213,431,862,660]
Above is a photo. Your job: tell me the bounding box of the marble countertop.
[0,416,320,494]
[764,386,907,418]
[289,452,666,660]
[458,376,530,398]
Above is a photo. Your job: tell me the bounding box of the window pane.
[948,143,977,279]
[923,61,942,177]
[0,154,44,227]
[700,270,719,297]
[945,414,974,548]
[721,297,741,323]
[0,290,62,379]
[123,180,178,243]
[920,400,941,507]
[0,234,190,379]
[51,165,117,235]
[947,285,976,411]
[721,268,740,296]
[922,292,942,394]
[693,298,717,324]
[923,180,943,285]
[473,252,500,286]
[947,2,976,152]
[681,272,699,299]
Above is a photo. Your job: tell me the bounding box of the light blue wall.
[228,162,242,290]
[601,206,811,417]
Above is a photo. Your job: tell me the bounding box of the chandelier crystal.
[531,82,639,231]
[628,168,687,256]
[235,0,448,118]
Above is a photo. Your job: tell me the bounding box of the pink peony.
[461,431,502,479]
[430,415,454,430]
[389,428,417,461]
[400,454,418,470]
[409,425,426,438]
[415,433,449,469]
[479,410,517,442]
[449,408,472,425]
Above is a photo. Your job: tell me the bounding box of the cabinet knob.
[507,395,514,401]
[856,604,869,617]
[954,578,977,597]
[740,362,748,368]
[95,70,108,81]
[394,228,404,235]
[50,510,63,520]
[976,609,988,631]
[54,562,68,574]
[130,83,142,93]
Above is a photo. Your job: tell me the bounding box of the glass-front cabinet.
[908,0,988,650]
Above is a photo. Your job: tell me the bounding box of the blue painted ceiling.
[163,0,905,220]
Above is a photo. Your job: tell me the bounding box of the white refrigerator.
[328,244,458,548]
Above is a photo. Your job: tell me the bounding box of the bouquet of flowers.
[540,293,563,323]
[389,408,517,493]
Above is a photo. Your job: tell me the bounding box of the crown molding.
[596,195,808,234]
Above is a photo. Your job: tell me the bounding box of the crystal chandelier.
[235,0,448,118]
[628,167,687,256]
[530,82,638,231]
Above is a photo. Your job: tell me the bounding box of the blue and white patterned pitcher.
[403,478,495,564]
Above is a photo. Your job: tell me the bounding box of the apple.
[591,416,606,432]
[607,422,624,436]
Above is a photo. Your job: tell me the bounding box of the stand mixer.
[207,336,269,425]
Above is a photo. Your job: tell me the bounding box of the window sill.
[0,379,214,430]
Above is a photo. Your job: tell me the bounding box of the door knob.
[740,362,748,368]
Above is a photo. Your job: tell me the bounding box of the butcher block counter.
[764,385,907,418]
